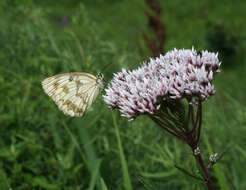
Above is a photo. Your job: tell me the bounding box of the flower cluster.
[209,153,218,163]
[104,48,221,119]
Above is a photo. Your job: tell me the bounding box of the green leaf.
[0,169,9,190]
[141,171,176,178]
[137,175,155,190]
[32,177,61,189]
[100,178,109,190]
[174,164,203,181]
[112,113,133,190]
[88,159,102,190]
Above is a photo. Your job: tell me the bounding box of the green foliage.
[0,0,246,189]
[205,21,243,68]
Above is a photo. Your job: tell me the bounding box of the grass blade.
[100,178,109,190]
[174,164,203,181]
[112,113,133,190]
[88,159,102,190]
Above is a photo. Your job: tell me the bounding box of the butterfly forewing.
[42,72,104,117]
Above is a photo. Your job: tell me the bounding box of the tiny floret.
[104,48,221,119]
[194,147,201,155]
[209,153,218,163]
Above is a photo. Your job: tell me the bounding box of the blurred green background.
[0,0,246,189]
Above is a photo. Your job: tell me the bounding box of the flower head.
[104,48,221,119]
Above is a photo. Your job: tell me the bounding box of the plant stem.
[187,103,214,189]
[153,100,215,189]
[194,152,214,190]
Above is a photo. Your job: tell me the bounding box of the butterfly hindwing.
[42,72,104,117]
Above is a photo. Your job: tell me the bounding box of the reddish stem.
[152,100,215,189]
[149,115,186,142]
[194,152,214,190]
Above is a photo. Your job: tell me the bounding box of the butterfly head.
[96,73,104,89]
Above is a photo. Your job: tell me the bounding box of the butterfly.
[42,72,104,117]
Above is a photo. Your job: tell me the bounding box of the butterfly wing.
[42,72,103,117]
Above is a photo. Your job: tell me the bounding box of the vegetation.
[0,0,246,189]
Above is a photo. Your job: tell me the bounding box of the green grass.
[0,0,246,189]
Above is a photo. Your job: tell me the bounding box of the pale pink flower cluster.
[104,48,221,119]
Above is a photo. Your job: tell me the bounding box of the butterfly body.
[42,72,104,117]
